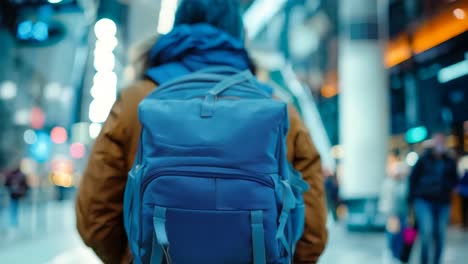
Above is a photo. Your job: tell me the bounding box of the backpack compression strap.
[151,207,169,264]
[251,210,267,264]
[150,208,267,264]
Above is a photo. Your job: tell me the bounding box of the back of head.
[174,0,244,40]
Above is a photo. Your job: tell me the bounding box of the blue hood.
[145,24,254,85]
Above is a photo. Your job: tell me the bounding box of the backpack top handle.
[201,70,266,118]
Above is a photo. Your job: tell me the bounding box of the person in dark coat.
[457,156,468,229]
[409,133,458,264]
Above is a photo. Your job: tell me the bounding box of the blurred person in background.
[0,170,6,232]
[408,133,458,264]
[3,167,29,229]
[379,152,409,264]
[75,0,328,263]
[323,167,339,222]
[457,155,468,229]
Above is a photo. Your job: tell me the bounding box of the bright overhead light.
[93,72,117,89]
[48,0,64,3]
[437,60,468,83]
[95,37,118,51]
[91,18,118,125]
[94,52,116,72]
[89,100,113,123]
[406,152,419,167]
[89,123,102,139]
[94,18,117,40]
[453,8,466,20]
[90,85,117,100]
[157,0,179,34]
[0,81,17,100]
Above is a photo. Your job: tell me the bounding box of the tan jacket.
[76,79,328,264]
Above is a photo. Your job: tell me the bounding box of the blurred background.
[0,0,467,263]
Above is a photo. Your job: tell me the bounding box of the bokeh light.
[406,152,419,166]
[30,132,52,163]
[23,129,37,145]
[94,18,117,40]
[70,143,86,159]
[0,81,17,100]
[30,107,46,129]
[51,126,68,144]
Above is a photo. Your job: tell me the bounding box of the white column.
[338,0,389,199]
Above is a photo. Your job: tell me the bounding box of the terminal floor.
[0,201,467,263]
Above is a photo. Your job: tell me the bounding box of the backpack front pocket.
[139,167,281,264]
[152,207,274,264]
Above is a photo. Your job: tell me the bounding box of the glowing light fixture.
[89,100,113,123]
[454,8,466,20]
[93,52,116,72]
[157,0,179,34]
[406,152,419,166]
[0,81,17,100]
[94,18,117,40]
[90,18,118,125]
[406,126,428,144]
[89,123,103,139]
[437,56,468,83]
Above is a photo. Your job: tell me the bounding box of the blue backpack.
[123,67,309,264]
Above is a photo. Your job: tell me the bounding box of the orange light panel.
[385,34,412,68]
[385,3,468,68]
[412,5,468,54]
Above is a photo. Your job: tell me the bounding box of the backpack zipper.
[141,166,275,196]
[156,85,268,98]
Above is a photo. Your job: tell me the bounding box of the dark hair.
[174,0,244,40]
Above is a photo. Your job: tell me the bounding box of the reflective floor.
[321,222,468,264]
[0,201,467,264]
[0,201,99,264]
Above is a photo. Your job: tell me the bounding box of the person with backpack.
[76,1,328,263]
[408,133,458,264]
